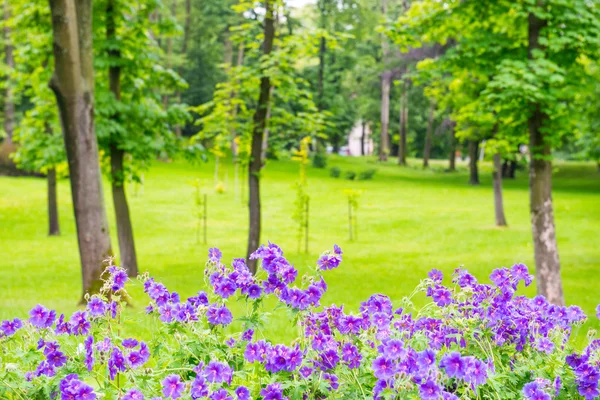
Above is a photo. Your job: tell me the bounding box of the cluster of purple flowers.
[4,244,600,399]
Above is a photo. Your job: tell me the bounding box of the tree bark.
[261,86,274,166]
[423,101,435,168]
[379,0,390,161]
[107,0,138,277]
[398,80,409,165]
[446,120,456,171]
[47,168,60,236]
[380,76,391,161]
[231,44,245,160]
[528,10,563,305]
[492,153,507,226]
[247,0,275,274]
[468,140,480,185]
[49,0,113,298]
[3,0,14,144]
[361,120,366,156]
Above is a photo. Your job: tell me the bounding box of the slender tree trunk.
[528,10,563,305]
[423,101,435,168]
[318,36,326,112]
[110,145,138,277]
[492,153,507,226]
[361,120,366,156]
[231,44,245,160]
[3,0,14,144]
[49,0,113,298]
[447,122,456,172]
[247,0,275,274]
[379,0,390,161]
[468,140,480,185]
[106,0,138,277]
[398,80,409,165]
[380,73,391,161]
[47,168,60,236]
[261,86,274,166]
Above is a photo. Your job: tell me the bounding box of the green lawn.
[1,156,599,341]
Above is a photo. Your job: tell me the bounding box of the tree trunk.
[492,153,507,226]
[380,74,391,161]
[47,168,60,236]
[468,140,480,185]
[110,145,138,277]
[49,0,113,298]
[423,101,435,168]
[182,0,191,54]
[361,120,366,156]
[231,44,245,160]
[379,0,390,161]
[247,0,275,274]
[447,120,456,171]
[261,86,274,166]
[398,80,409,165]
[528,10,563,305]
[3,0,14,144]
[318,36,326,112]
[107,0,138,277]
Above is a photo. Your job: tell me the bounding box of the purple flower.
[440,352,466,379]
[431,286,452,307]
[84,336,94,371]
[260,383,284,400]
[108,348,126,380]
[204,361,233,384]
[210,389,233,400]
[47,350,67,367]
[87,297,106,317]
[419,378,441,400]
[29,304,56,329]
[333,244,342,255]
[162,374,185,399]
[417,349,436,370]
[206,304,233,326]
[208,247,223,263]
[123,338,139,348]
[234,387,250,400]
[428,269,443,283]
[122,389,144,400]
[1,318,22,336]
[68,310,91,335]
[241,329,254,341]
[111,269,128,291]
[127,351,145,369]
[536,337,554,354]
[59,374,96,400]
[191,376,209,399]
[464,357,488,386]
[372,356,395,380]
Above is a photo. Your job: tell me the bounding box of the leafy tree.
[392,0,600,304]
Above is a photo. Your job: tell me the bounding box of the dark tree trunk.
[110,146,138,277]
[261,86,274,167]
[528,10,563,306]
[247,0,275,274]
[3,0,14,144]
[49,0,113,298]
[492,153,507,226]
[447,121,456,172]
[318,36,326,111]
[107,0,138,277]
[361,121,366,156]
[423,101,435,168]
[47,168,60,236]
[398,80,409,165]
[468,140,480,185]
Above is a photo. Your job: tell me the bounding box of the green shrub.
[311,151,327,169]
[344,170,356,180]
[358,168,377,180]
[329,167,341,178]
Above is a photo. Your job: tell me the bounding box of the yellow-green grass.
[1,156,599,342]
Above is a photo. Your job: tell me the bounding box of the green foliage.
[329,166,341,178]
[358,168,377,180]
[311,149,328,169]
[344,170,356,180]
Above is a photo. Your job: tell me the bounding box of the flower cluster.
[0,244,598,399]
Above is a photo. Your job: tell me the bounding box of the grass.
[1,155,599,342]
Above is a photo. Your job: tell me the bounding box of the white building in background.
[346,120,374,156]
